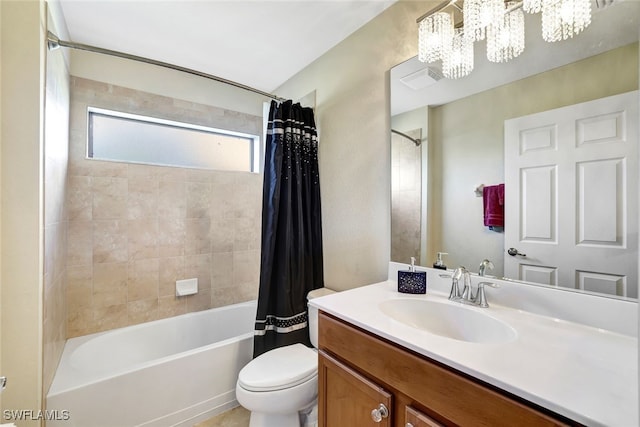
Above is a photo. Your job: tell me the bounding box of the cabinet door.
[404,406,444,427]
[319,350,392,427]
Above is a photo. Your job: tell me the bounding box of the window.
[88,107,260,172]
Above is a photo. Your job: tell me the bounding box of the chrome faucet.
[448,266,499,308]
[478,259,494,277]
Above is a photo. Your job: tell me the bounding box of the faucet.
[448,266,499,308]
[478,259,494,277]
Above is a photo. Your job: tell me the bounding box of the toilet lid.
[238,343,317,392]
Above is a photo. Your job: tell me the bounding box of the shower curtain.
[253,100,324,357]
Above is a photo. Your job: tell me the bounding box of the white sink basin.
[379,299,517,344]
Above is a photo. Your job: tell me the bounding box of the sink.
[379,299,517,344]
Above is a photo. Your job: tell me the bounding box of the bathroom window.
[87,107,260,172]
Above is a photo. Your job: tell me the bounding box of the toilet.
[236,287,336,427]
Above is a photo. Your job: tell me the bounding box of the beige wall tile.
[211,218,234,253]
[67,264,93,308]
[68,175,93,221]
[233,250,260,286]
[93,219,128,263]
[127,175,158,220]
[128,218,159,260]
[185,254,212,290]
[159,256,185,297]
[158,217,185,257]
[92,176,127,219]
[211,286,236,309]
[67,306,95,337]
[212,252,233,288]
[93,262,128,307]
[128,298,159,325]
[158,295,187,319]
[68,220,93,266]
[94,304,128,332]
[185,218,211,255]
[186,290,211,312]
[128,259,159,301]
[186,181,212,218]
[158,180,186,218]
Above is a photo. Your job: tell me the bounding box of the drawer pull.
[406,424,415,427]
[371,403,389,422]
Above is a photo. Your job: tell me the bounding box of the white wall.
[70,50,269,117]
[0,1,46,423]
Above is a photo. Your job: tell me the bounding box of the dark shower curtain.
[253,100,324,357]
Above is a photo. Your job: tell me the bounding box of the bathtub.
[47,300,256,427]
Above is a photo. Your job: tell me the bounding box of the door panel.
[505,91,638,297]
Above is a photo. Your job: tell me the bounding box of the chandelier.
[417,0,592,79]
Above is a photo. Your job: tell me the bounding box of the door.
[504,91,638,297]
[318,350,392,427]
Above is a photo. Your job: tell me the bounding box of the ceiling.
[57,0,396,93]
[391,0,640,115]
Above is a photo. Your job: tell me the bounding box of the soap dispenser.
[433,252,448,270]
[398,257,427,294]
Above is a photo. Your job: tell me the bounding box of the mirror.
[390,1,639,300]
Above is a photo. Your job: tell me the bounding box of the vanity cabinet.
[318,311,580,427]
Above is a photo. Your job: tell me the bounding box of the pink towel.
[483,184,505,228]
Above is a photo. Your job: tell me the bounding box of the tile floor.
[194,406,250,427]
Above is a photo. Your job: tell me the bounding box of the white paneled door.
[504,91,638,298]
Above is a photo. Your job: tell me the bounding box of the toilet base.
[249,412,300,427]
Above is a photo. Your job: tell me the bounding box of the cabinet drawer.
[405,406,444,427]
[319,311,576,427]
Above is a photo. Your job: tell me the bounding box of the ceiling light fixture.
[417,0,593,79]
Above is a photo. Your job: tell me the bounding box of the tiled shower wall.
[66,77,262,337]
[391,129,422,263]
[43,31,70,392]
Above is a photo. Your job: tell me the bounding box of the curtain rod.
[391,129,422,146]
[46,31,286,102]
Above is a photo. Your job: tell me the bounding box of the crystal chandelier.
[523,0,543,13]
[443,28,474,79]
[541,0,592,42]
[487,1,525,63]
[463,0,504,41]
[416,0,593,79]
[418,11,454,63]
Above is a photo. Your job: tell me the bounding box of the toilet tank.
[307,288,336,348]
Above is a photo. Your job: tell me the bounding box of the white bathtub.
[47,300,256,427]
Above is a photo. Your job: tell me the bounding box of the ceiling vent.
[399,66,443,90]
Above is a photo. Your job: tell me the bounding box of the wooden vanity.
[318,311,581,427]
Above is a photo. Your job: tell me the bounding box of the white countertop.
[310,279,638,427]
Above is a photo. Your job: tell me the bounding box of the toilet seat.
[238,343,317,392]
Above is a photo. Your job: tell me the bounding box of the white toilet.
[236,288,336,427]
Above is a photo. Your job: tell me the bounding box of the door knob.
[507,247,526,257]
[371,403,389,423]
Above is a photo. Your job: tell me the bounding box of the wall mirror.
[390,0,639,300]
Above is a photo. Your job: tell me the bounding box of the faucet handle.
[448,267,467,300]
[474,282,499,308]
